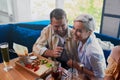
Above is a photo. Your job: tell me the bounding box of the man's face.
[72,21,91,42]
[51,17,68,37]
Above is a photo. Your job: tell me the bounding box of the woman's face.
[72,21,91,43]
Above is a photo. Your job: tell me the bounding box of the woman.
[104,45,120,80]
[67,14,106,80]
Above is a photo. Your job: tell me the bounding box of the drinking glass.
[0,42,13,71]
[68,68,79,80]
[51,61,62,80]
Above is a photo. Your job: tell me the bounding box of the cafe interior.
[0,0,120,80]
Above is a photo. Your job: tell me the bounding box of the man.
[67,14,106,80]
[33,8,79,69]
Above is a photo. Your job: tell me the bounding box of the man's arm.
[33,26,64,58]
[33,28,48,55]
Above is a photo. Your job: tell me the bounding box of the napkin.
[13,43,28,56]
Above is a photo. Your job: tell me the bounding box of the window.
[64,0,103,32]
[31,0,103,32]
[31,0,55,20]
[0,0,13,23]
[0,0,8,12]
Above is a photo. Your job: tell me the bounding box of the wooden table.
[0,58,42,80]
[0,57,71,80]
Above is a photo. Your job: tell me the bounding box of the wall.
[0,0,32,23]
[12,0,32,22]
[0,11,9,23]
[0,0,64,23]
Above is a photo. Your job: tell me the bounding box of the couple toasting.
[33,8,106,80]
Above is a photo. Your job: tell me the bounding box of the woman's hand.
[67,59,83,72]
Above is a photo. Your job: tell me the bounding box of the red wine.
[52,70,62,80]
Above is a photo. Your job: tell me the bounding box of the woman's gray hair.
[74,14,95,31]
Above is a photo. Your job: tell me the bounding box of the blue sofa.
[0,20,120,63]
[0,20,50,63]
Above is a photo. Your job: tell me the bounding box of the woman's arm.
[67,59,95,77]
[104,76,115,80]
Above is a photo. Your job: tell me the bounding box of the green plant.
[64,0,103,32]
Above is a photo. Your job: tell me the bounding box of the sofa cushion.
[12,26,41,52]
[0,24,12,43]
[97,38,114,50]
[95,32,120,46]
[103,50,111,64]
[0,24,13,63]
[94,32,120,65]
[15,20,50,30]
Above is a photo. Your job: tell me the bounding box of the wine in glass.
[52,61,62,80]
[0,42,13,71]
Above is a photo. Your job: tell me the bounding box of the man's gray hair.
[74,14,95,31]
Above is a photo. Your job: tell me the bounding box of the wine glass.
[51,61,62,80]
[0,42,13,71]
[67,68,79,80]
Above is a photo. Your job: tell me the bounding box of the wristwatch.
[79,64,84,72]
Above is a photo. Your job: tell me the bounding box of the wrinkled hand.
[67,59,82,71]
[52,46,63,58]
[67,59,78,68]
[67,59,73,67]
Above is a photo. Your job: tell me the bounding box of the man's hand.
[52,47,63,58]
[44,47,63,58]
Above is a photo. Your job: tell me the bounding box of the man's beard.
[55,29,67,37]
